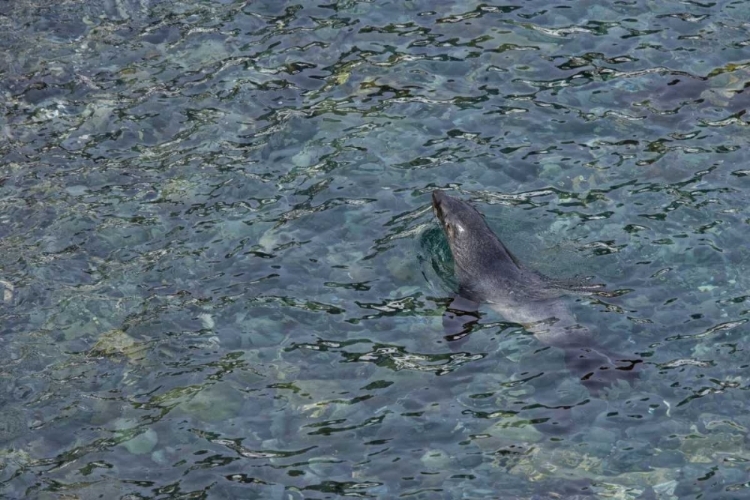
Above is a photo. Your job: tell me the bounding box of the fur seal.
[432,190,640,391]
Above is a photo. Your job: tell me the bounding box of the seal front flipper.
[442,294,481,343]
[542,275,606,295]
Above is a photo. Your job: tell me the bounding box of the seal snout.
[431,189,442,206]
[432,190,446,221]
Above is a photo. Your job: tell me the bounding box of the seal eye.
[444,222,454,237]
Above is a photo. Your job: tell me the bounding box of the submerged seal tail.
[431,190,641,391]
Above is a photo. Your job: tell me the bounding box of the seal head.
[432,190,526,301]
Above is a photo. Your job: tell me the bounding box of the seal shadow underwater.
[431,190,642,396]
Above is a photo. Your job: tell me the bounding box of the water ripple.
[2,0,750,497]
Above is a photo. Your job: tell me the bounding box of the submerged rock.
[180,383,243,422]
[123,428,158,455]
[90,329,146,364]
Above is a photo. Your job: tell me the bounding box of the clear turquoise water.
[1,0,750,498]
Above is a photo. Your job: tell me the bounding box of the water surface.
[1,0,750,498]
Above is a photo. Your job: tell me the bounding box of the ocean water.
[1,0,750,498]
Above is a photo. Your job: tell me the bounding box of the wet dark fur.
[432,190,640,391]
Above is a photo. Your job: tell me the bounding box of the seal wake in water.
[431,190,640,392]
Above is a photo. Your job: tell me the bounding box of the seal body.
[432,190,639,387]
